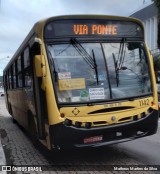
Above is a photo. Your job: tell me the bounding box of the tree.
[153,53,160,82]
[152,0,160,48]
[152,0,160,12]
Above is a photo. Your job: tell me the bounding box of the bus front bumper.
[49,109,159,149]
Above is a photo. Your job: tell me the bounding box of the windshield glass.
[47,41,152,103]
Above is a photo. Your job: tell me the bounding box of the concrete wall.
[130,3,158,51]
[144,16,158,51]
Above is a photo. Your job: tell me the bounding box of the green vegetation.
[153,54,160,71]
[153,52,160,83]
[152,0,160,14]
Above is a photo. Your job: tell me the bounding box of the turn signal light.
[60,113,65,118]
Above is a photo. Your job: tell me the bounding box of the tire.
[12,117,17,124]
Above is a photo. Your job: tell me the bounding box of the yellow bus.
[3,15,159,150]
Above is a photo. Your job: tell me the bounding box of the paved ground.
[0,98,53,174]
[0,97,158,174]
[0,134,6,174]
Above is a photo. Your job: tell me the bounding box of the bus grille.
[88,106,135,114]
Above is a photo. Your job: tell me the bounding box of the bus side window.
[17,56,23,88]
[24,69,32,87]
[6,71,9,90]
[12,62,17,89]
[15,60,18,88]
[24,47,30,68]
[9,67,13,89]
[3,72,7,90]
[23,47,32,87]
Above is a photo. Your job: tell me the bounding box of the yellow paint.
[60,96,154,117]
[59,96,154,127]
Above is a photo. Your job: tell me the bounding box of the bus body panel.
[50,109,158,149]
[145,45,158,106]
[7,89,36,129]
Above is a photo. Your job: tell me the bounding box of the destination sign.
[73,24,117,35]
[44,19,143,38]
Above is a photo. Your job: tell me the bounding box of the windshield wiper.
[112,53,119,87]
[92,49,99,85]
[117,37,126,70]
[71,38,99,84]
[71,38,95,68]
[113,38,126,87]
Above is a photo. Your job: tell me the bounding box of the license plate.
[84,135,103,144]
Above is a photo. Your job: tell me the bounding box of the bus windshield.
[47,41,152,103]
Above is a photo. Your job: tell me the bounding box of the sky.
[0,0,152,75]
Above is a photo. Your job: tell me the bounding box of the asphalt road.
[0,96,159,174]
[116,126,160,165]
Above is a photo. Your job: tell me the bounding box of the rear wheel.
[8,103,16,123]
[12,117,17,124]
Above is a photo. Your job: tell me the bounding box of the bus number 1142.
[139,99,149,107]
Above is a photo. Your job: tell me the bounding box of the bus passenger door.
[31,44,46,140]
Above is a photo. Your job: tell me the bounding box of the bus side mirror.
[35,55,46,77]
